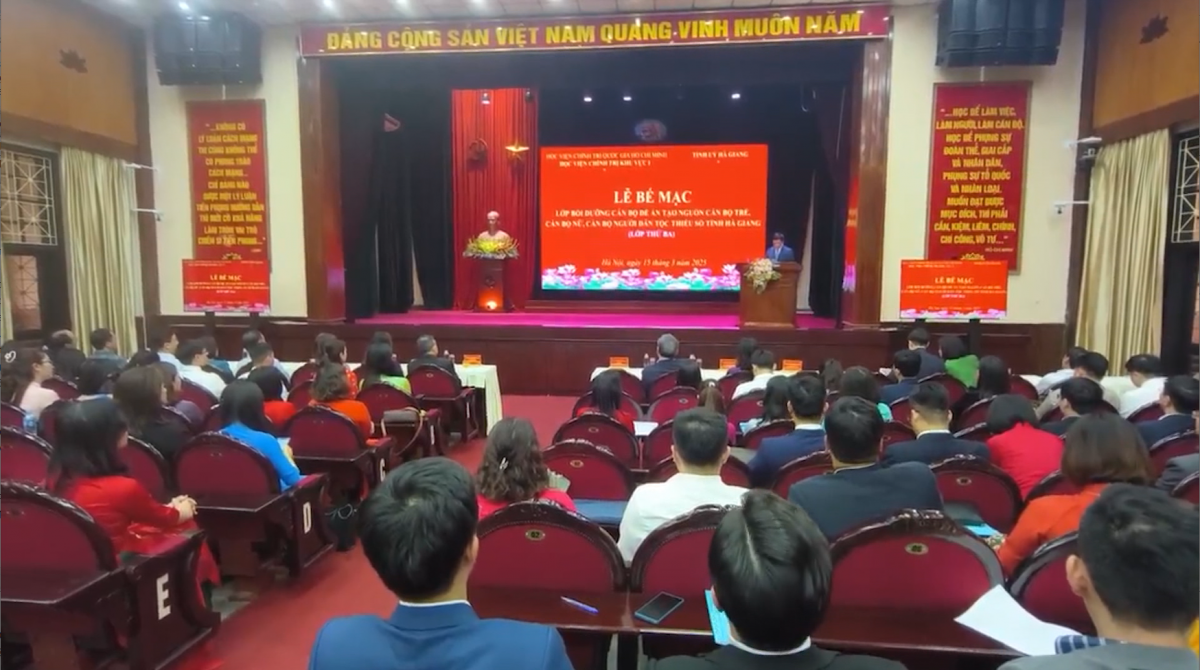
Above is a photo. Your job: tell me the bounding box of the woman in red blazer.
[576,369,635,432]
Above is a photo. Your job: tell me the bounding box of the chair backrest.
[1042,406,1065,423]
[717,372,752,403]
[38,399,72,444]
[648,373,683,403]
[121,437,173,500]
[930,456,1022,532]
[647,388,699,423]
[1009,532,1093,633]
[287,379,317,410]
[285,406,366,458]
[202,405,224,433]
[770,451,833,497]
[472,502,626,592]
[541,440,635,501]
[607,369,646,405]
[290,362,320,387]
[1173,471,1199,504]
[42,377,81,400]
[919,373,967,406]
[953,397,994,433]
[888,398,912,424]
[830,510,1004,613]
[647,456,751,488]
[953,423,995,443]
[726,390,766,426]
[1008,375,1039,401]
[0,402,27,429]
[1127,402,1165,423]
[1024,471,1079,504]
[1,480,118,577]
[551,415,641,468]
[741,419,794,451]
[1148,431,1199,478]
[642,420,675,466]
[571,391,642,420]
[880,421,917,453]
[629,506,732,597]
[408,365,461,398]
[158,404,196,435]
[0,426,53,483]
[178,380,219,412]
[174,432,281,498]
[356,383,418,422]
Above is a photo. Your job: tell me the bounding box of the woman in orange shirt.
[997,413,1152,575]
[311,362,373,439]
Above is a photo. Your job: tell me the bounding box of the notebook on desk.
[705,589,731,645]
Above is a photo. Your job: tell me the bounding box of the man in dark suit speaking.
[766,232,795,263]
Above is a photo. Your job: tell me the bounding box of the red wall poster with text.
[926,82,1029,271]
[182,260,271,313]
[899,260,1008,320]
[187,100,269,261]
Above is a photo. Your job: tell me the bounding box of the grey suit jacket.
[1155,453,1200,492]
[999,644,1198,670]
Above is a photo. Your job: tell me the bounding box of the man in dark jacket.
[883,382,989,466]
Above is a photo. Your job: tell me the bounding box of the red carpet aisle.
[446,394,577,471]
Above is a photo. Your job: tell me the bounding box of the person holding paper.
[649,490,903,670]
[997,484,1198,670]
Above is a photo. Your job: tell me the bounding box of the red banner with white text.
[182,260,271,313]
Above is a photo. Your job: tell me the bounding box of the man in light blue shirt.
[235,329,290,378]
[150,327,183,372]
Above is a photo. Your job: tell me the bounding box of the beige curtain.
[0,242,12,342]
[1076,130,1170,366]
[61,147,139,355]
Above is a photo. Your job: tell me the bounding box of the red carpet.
[446,394,577,472]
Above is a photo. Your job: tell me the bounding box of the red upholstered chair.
[122,437,174,502]
[38,399,71,444]
[880,421,917,453]
[953,397,995,433]
[630,505,730,597]
[1127,402,1165,423]
[953,423,995,443]
[1148,431,1198,478]
[1,401,27,429]
[541,440,635,501]
[290,361,320,387]
[930,456,1022,532]
[770,450,832,498]
[611,368,647,405]
[356,382,420,429]
[288,380,315,411]
[648,374,683,404]
[570,391,643,420]
[919,373,967,407]
[408,365,481,441]
[174,433,333,578]
[202,405,225,434]
[830,510,1004,614]
[647,387,699,423]
[1008,375,1039,402]
[471,502,626,592]
[643,420,675,466]
[0,426,53,484]
[42,376,80,400]
[1173,472,1199,504]
[888,398,912,425]
[178,380,219,415]
[0,481,220,670]
[648,455,751,488]
[1042,406,1065,423]
[159,404,197,435]
[1024,471,1079,504]
[726,390,765,427]
[740,419,793,451]
[717,372,752,403]
[284,406,391,502]
[552,414,641,469]
[1009,532,1094,634]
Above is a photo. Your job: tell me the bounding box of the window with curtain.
[0,144,70,340]
[1162,129,1199,374]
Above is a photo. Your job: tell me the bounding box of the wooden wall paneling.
[881,322,1066,376]
[298,56,346,322]
[132,29,160,320]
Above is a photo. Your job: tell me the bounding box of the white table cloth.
[590,367,728,382]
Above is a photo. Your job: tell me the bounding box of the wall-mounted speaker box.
[154,13,262,86]
[936,0,1064,67]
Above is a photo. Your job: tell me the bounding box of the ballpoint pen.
[560,596,599,615]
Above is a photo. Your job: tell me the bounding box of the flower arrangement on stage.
[463,237,519,260]
[743,259,781,294]
[541,265,742,291]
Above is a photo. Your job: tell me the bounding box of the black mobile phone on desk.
[634,592,685,625]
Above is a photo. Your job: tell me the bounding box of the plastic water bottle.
[22,412,38,434]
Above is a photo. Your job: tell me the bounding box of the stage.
[355,310,837,331]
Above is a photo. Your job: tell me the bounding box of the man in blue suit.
[308,458,574,670]
[748,374,827,488]
[766,232,795,262]
[1136,375,1197,447]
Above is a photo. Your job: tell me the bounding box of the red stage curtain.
[450,89,538,310]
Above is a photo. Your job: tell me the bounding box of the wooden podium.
[738,262,801,328]
[473,258,513,312]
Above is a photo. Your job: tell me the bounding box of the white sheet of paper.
[634,421,658,437]
[955,585,1081,656]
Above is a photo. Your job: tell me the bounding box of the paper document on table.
[955,585,1080,656]
[705,589,731,645]
[634,421,658,437]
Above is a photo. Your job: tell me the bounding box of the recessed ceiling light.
[583,94,592,103]
[322,0,336,9]
[178,1,190,11]
[730,92,741,100]
[623,94,632,102]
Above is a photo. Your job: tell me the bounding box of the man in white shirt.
[1035,345,1088,395]
[150,327,183,372]
[617,408,747,562]
[177,339,227,399]
[732,349,781,400]
[1037,351,1122,417]
[1118,354,1166,417]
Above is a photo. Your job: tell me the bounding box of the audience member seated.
[1138,375,1197,445]
[1,347,59,419]
[248,366,295,428]
[218,381,302,490]
[48,398,219,592]
[727,337,758,374]
[114,366,191,461]
[1119,354,1166,418]
[1157,452,1200,493]
[652,490,904,670]
[788,397,943,540]
[76,357,116,400]
[309,458,574,670]
[953,355,1010,416]
[475,418,575,518]
[618,409,747,561]
[177,339,227,398]
[675,359,703,391]
[732,349,778,400]
[1041,377,1106,436]
[311,363,374,439]
[577,369,635,432]
[985,395,1065,498]
[820,358,843,393]
[698,381,736,444]
[739,375,791,433]
[906,327,945,379]
[997,414,1151,575]
[236,329,290,377]
[939,335,978,388]
[1038,351,1120,417]
[748,375,827,488]
[882,383,988,466]
[1036,345,1088,396]
[410,334,460,384]
[88,327,128,368]
[155,362,206,428]
[360,341,412,394]
[642,333,689,398]
[839,366,892,421]
[198,335,234,381]
[236,342,279,380]
[316,336,359,391]
[126,349,163,370]
[45,329,87,383]
[149,327,182,372]
[998,485,1198,670]
[880,349,923,405]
